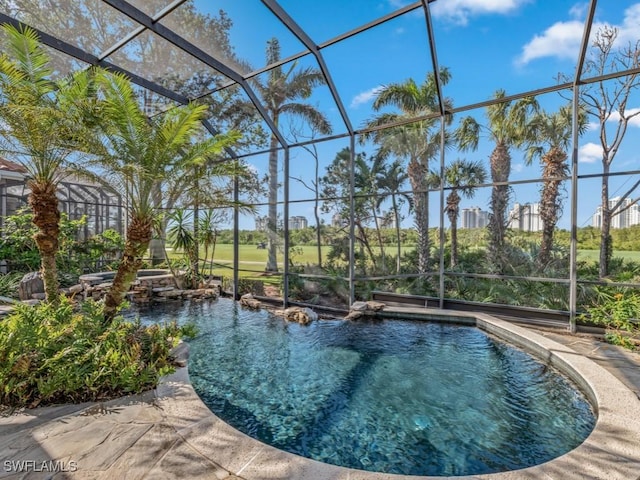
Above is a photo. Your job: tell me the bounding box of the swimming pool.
[139,299,595,476]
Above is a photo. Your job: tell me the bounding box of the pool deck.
[1,306,640,480]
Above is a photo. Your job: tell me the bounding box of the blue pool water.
[138,299,595,476]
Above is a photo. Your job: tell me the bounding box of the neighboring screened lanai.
[1,0,639,331]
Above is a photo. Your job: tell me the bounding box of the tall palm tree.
[377,160,411,274]
[364,68,453,275]
[0,24,98,303]
[455,90,538,273]
[438,159,487,268]
[525,103,586,271]
[88,71,240,322]
[253,38,332,272]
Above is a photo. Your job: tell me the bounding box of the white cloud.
[517,3,640,66]
[586,121,600,131]
[430,0,530,26]
[350,86,383,108]
[515,20,586,66]
[608,108,640,127]
[569,3,589,21]
[579,142,603,163]
[512,163,524,173]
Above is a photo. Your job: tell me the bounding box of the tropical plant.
[581,288,640,350]
[86,71,240,322]
[199,208,224,279]
[252,38,332,272]
[455,90,538,273]
[436,159,487,268]
[364,68,453,275]
[525,102,587,271]
[0,296,197,407]
[167,208,197,282]
[0,24,99,303]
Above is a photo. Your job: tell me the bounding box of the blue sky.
[193,0,640,231]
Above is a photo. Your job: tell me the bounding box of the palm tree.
[253,38,332,272]
[89,71,240,322]
[0,24,98,303]
[525,103,586,271]
[377,160,411,274]
[455,90,538,273]
[167,208,196,280]
[438,159,487,268]
[364,68,453,275]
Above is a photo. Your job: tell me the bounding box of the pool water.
[137,299,595,476]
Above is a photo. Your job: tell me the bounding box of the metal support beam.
[570,0,598,333]
[438,116,446,308]
[283,146,290,308]
[348,135,356,305]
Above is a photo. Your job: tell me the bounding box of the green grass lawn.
[577,250,640,262]
[168,244,640,279]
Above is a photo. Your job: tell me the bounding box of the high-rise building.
[593,197,640,229]
[289,216,308,230]
[461,207,489,229]
[508,203,542,232]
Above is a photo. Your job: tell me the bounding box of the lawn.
[577,250,640,262]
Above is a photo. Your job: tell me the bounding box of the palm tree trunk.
[372,207,386,274]
[266,134,279,272]
[447,191,460,268]
[104,215,153,322]
[28,181,60,304]
[488,142,510,273]
[392,194,402,274]
[408,159,429,274]
[599,164,612,278]
[537,148,567,270]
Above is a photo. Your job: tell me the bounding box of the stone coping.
[155,308,640,480]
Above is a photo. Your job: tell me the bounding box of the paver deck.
[1,307,639,480]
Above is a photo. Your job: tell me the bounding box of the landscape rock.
[18,271,44,301]
[239,293,261,309]
[68,284,84,295]
[350,301,368,312]
[283,307,317,325]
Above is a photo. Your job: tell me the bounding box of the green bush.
[0,297,196,407]
[581,289,640,350]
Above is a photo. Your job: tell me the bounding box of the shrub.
[0,297,196,407]
[581,289,640,350]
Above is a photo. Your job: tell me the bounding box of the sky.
[191,0,640,231]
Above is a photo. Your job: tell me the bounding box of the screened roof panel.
[322,12,436,131]
[251,54,347,142]
[198,85,270,155]
[433,1,585,107]
[125,0,178,18]
[580,0,640,79]
[277,0,421,46]
[1,0,138,57]
[164,0,308,76]
[104,29,231,97]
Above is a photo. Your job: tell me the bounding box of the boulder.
[366,301,385,311]
[239,293,261,309]
[68,284,84,295]
[350,301,368,312]
[18,272,44,301]
[283,307,317,325]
